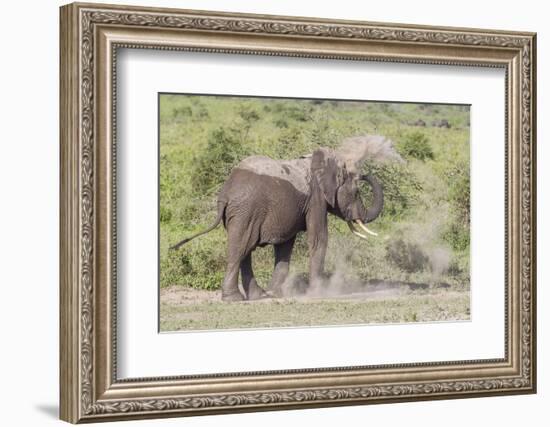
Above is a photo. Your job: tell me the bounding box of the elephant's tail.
[170,201,226,250]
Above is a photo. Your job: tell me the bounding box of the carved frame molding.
[60,2,536,423]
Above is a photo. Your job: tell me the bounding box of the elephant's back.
[220,158,309,245]
[236,155,311,195]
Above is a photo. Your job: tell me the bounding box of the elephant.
[171,135,386,301]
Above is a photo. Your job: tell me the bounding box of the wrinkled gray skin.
[171,148,384,301]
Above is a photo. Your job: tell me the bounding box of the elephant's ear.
[311,148,343,207]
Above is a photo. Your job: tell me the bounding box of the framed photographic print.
[59,2,537,423]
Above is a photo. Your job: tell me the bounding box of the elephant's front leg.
[308,232,328,290]
[267,237,296,297]
[306,213,328,290]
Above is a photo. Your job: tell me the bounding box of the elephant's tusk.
[347,221,368,240]
[354,219,379,236]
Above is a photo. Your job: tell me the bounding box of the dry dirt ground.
[160,282,470,332]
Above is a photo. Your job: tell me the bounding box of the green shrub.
[443,222,470,252]
[162,232,227,290]
[275,127,302,158]
[443,161,470,250]
[173,105,192,119]
[238,104,260,123]
[159,205,172,223]
[399,131,434,161]
[362,161,423,220]
[285,105,311,122]
[385,238,430,273]
[274,118,289,128]
[447,162,470,227]
[191,128,251,195]
[195,107,209,120]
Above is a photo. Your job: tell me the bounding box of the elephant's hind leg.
[221,258,245,302]
[268,237,295,297]
[221,227,247,302]
[221,219,260,302]
[241,254,268,300]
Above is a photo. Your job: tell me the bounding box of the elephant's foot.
[247,286,269,301]
[266,286,283,298]
[221,290,245,302]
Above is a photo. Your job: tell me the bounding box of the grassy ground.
[160,286,470,331]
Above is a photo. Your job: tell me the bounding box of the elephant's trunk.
[360,174,384,223]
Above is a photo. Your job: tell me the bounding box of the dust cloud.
[280,241,451,300]
[336,135,404,171]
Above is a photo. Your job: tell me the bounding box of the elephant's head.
[310,140,385,239]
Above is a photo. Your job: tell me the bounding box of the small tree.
[399,131,434,161]
[191,128,250,195]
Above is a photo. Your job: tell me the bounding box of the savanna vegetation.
[159,94,471,330]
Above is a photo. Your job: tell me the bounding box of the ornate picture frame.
[60,2,536,423]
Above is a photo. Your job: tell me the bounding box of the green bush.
[443,222,470,252]
[238,104,260,123]
[274,118,289,128]
[362,160,423,220]
[275,127,302,158]
[385,238,430,273]
[443,161,470,251]
[447,161,470,227]
[191,128,251,195]
[161,232,227,290]
[173,105,192,119]
[285,104,311,122]
[195,107,210,120]
[399,131,434,161]
[159,205,172,223]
